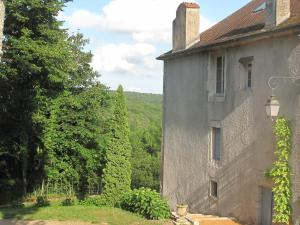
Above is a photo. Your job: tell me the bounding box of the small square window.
[210,181,218,198]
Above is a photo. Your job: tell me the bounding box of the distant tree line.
[0,0,162,204]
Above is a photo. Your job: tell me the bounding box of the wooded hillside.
[125,92,162,191]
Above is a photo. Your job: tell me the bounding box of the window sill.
[243,87,253,92]
[209,195,218,202]
[209,159,222,168]
[208,95,225,102]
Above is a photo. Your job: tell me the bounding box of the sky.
[59,0,251,94]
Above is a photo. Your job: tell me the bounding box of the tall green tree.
[0,0,74,196]
[102,86,132,205]
[0,0,111,201]
[42,33,111,198]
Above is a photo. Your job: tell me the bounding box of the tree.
[0,0,111,201]
[41,33,111,198]
[0,0,74,196]
[102,86,132,205]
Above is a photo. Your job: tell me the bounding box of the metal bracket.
[268,76,300,92]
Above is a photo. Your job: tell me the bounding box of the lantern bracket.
[268,76,300,92]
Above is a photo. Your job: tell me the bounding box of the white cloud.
[65,0,216,43]
[91,43,162,76]
[62,0,216,93]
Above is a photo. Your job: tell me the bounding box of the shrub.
[79,195,111,207]
[11,199,24,208]
[35,196,50,207]
[120,188,170,220]
[61,198,77,206]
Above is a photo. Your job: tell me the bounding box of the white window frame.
[207,50,227,102]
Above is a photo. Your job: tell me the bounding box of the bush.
[11,199,24,208]
[35,196,50,207]
[120,188,170,220]
[79,195,111,207]
[61,198,77,206]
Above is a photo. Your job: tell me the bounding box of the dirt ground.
[0,220,102,225]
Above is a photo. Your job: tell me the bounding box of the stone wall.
[162,34,300,225]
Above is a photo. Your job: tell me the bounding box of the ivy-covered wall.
[266,117,292,224]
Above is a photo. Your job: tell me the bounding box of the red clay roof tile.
[192,0,300,49]
[182,2,200,9]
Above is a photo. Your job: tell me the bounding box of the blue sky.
[60,0,250,93]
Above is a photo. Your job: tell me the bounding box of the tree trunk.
[21,135,29,196]
[21,151,28,196]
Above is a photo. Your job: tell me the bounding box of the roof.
[182,2,200,9]
[158,0,300,60]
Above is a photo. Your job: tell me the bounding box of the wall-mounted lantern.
[265,95,280,120]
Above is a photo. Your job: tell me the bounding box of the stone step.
[172,212,243,225]
[187,214,243,225]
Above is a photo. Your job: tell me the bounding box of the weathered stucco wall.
[162,34,300,225]
[0,0,5,54]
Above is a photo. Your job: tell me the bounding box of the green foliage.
[0,0,112,202]
[266,117,292,224]
[0,0,162,207]
[79,195,109,207]
[11,200,25,209]
[35,196,50,207]
[61,198,77,206]
[44,83,111,198]
[0,0,75,198]
[125,92,162,191]
[102,86,132,206]
[120,188,170,220]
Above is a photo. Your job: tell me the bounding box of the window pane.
[210,181,218,198]
[212,127,221,160]
[247,64,252,88]
[216,56,224,94]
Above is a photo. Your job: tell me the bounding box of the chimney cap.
[181,2,200,9]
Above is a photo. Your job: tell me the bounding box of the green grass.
[0,203,170,225]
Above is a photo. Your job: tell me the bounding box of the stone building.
[158,0,300,224]
[0,0,4,54]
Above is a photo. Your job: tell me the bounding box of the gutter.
[157,24,300,61]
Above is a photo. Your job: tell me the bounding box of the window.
[212,127,221,161]
[247,63,252,88]
[210,180,218,198]
[239,56,253,90]
[216,56,225,94]
[253,2,266,13]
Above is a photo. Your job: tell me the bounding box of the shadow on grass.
[0,220,46,225]
[0,205,46,225]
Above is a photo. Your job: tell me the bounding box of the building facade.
[158,0,300,224]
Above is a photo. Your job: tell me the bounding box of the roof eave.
[157,24,300,61]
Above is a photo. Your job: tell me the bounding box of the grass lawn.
[0,203,171,225]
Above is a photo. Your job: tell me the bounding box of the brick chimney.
[0,0,5,56]
[266,0,291,27]
[172,2,200,52]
